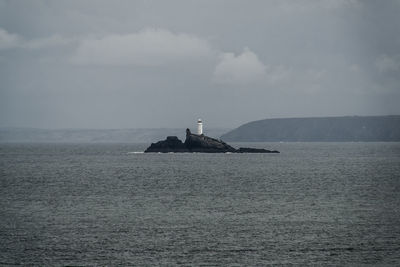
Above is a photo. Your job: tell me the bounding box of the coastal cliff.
[144,129,279,153]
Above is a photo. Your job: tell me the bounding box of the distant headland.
[145,120,279,153]
[221,115,400,142]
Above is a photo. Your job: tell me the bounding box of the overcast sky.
[1,0,400,129]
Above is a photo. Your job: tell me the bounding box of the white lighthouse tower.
[197,118,203,135]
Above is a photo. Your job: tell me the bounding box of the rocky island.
[145,128,279,153]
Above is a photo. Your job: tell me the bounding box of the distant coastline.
[0,128,231,143]
[2,115,400,143]
[221,115,400,142]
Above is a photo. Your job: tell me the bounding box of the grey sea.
[1,142,400,266]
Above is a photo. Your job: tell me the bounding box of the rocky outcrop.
[237,147,279,153]
[144,136,189,153]
[144,128,279,153]
[184,128,237,153]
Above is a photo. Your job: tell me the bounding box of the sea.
[1,142,399,266]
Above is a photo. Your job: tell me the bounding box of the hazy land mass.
[221,116,400,142]
[2,116,400,143]
[0,128,230,143]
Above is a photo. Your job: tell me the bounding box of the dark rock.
[184,128,236,153]
[144,136,189,153]
[237,147,279,153]
[144,129,279,153]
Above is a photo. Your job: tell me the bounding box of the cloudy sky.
[1,0,399,129]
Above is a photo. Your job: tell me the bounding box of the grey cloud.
[70,28,214,66]
[0,28,21,49]
[376,54,400,73]
[0,27,76,50]
[1,0,399,129]
[23,34,76,50]
[214,48,266,85]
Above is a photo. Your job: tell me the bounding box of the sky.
[1,0,400,129]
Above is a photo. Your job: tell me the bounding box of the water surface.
[1,142,399,265]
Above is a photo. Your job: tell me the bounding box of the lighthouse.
[197,118,203,135]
